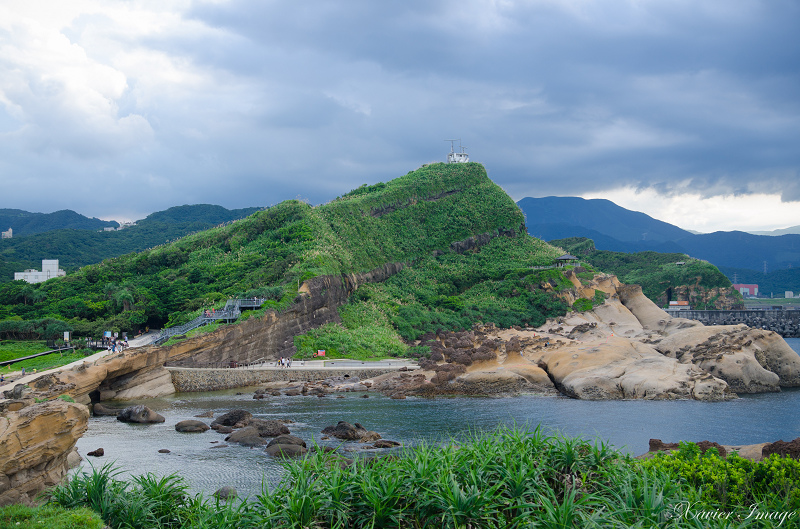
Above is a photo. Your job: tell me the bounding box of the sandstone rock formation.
[372,275,800,401]
[0,400,88,506]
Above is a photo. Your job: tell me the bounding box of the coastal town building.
[1,228,11,239]
[733,284,759,297]
[14,259,66,284]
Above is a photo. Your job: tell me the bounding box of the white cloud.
[581,187,800,233]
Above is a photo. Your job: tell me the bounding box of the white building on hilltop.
[15,259,66,284]
[1,228,11,239]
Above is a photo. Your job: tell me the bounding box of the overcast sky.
[1,0,798,233]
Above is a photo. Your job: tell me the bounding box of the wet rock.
[373,440,401,448]
[214,486,237,500]
[194,411,214,418]
[92,403,121,417]
[175,420,209,433]
[211,410,252,427]
[211,425,233,434]
[225,426,266,446]
[87,448,104,457]
[266,435,306,448]
[158,449,170,454]
[247,419,290,437]
[264,444,308,458]
[117,405,165,424]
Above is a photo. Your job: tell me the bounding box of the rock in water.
[210,409,252,427]
[214,486,237,501]
[92,403,121,417]
[116,405,166,424]
[175,420,210,433]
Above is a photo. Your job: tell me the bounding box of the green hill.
[0,208,118,236]
[0,164,577,351]
[0,205,261,284]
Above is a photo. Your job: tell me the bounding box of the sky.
[1,0,798,233]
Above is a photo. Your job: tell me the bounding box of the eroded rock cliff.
[0,400,88,506]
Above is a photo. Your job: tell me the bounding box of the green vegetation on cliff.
[0,163,571,348]
[552,237,739,308]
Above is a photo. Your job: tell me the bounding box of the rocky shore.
[368,275,800,401]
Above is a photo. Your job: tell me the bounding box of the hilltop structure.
[14,259,66,283]
[1,228,10,239]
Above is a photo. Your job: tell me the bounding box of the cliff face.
[0,400,88,506]
[164,262,407,367]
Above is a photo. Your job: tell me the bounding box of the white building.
[786,291,794,299]
[1,228,11,239]
[14,259,66,284]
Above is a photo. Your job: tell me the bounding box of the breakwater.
[167,365,413,392]
[666,309,800,337]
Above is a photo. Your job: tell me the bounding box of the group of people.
[108,339,129,353]
[276,357,292,368]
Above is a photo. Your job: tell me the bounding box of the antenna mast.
[444,139,469,163]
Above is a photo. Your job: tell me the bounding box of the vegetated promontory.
[0,163,570,349]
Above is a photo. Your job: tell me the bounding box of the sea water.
[74,338,800,499]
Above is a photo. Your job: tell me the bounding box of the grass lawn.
[0,340,90,375]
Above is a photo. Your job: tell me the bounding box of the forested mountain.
[0,164,577,350]
[0,208,117,236]
[517,197,800,274]
[0,204,261,284]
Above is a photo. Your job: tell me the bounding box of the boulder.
[214,486,237,500]
[248,419,290,437]
[195,411,214,418]
[211,424,233,434]
[266,435,306,448]
[360,431,382,443]
[373,440,401,448]
[225,426,266,446]
[211,409,252,427]
[92,403,121,417]
[87,448,104,457]
[762,438,800,459]
[175,420,210,433]
[321,421,369,441]
[158,449,171,453]
[265,444,308,458]
[117,405,165,424]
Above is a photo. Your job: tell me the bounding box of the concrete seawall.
[665,309,800,338]
[167,366,412,392]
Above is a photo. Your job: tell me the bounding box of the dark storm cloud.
[0,0,798,223]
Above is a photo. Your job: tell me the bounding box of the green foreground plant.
[42,429,800,528]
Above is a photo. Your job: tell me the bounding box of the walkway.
[0,331,160,397]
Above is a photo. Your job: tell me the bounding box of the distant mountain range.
[517,196,800,278]
[0,208,118,236]
[0,204,260,283]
